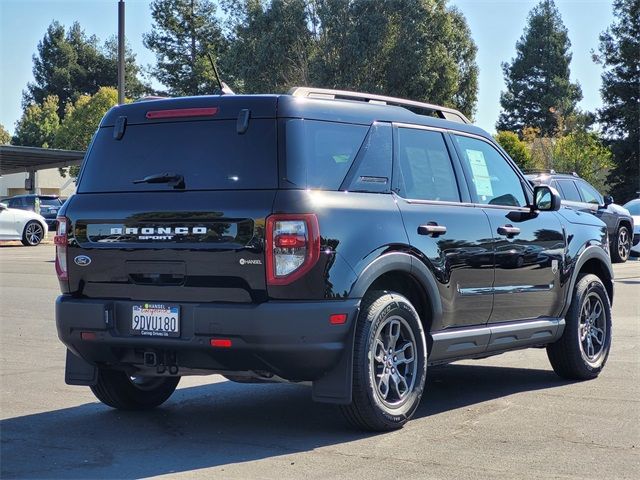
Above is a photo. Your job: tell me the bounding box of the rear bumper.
[56,295,360,383]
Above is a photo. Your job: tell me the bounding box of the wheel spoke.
[591,327,604,345]
[586,336,595,358]
[390,372,408,399]
[374,339,386,363]
[388,319,401,350]
[580,325,588,341]
[377,373,390,399]
[395,342,414,364]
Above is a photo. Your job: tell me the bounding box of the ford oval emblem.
[74,255,92,267]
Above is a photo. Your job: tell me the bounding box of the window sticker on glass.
[466,149,493,197]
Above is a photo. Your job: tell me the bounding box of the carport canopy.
[0,145,85,175]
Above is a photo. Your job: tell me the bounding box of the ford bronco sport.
[55,88,614,431]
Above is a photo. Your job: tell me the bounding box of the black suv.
[526,171,635,263]
[2,194,63,229]
[55,89,614,431]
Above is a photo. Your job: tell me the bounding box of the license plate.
[131,304,180,337]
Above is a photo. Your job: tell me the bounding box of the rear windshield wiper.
[133,172,185,189]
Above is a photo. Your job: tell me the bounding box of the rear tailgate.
[64,191,273,303]
[63,95,279,303]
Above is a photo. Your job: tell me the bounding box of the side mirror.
[533,185,561,212]
[0,203,7,210]
[603,195,614,206]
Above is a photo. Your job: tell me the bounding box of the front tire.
[90,368,180,410]
[547,274,612,380]
[21,220,44,246]
[611,225,630,263]
[340,291,427,431]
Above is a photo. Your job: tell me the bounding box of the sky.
[0,0,615,136]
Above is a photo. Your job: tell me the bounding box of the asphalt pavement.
[1,244,638,479]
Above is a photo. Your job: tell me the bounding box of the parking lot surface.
[1,244,638,479]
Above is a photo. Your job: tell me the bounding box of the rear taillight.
[266,214,320,285]
[54,217,68,281]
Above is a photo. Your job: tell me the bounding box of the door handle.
[497,225,521,237]
[418,223,447,237]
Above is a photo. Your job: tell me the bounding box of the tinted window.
[78,120,277,193]
[576,181,602,205]
[454,135,526,207]
[285,120,368,190]
[40,198,62,207]
[396,128,460,202]
[7,198,24,208]
[556,179,582,202]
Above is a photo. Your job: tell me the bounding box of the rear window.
[284,120,368,190]
[78,120,277,192]
[40,198,62,207]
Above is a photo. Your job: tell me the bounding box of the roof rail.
[525,169,556,175]
[288,87,470,124]
[133,96,169,103]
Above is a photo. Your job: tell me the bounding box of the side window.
[454,135,527,208]
[556,179,582,202]
[7,198,23,208]
[396,128,460,202]
[576,181,602,205]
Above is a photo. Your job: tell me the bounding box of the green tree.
[54,87,119,177]
[25,21,147,117]
[494,131,535,171]
[311,0,478,118]
[0,124,11,145]
[12,95,60,147]
[551,130,613,191]
[225,0,313,93]
[595,0,640,202]
[497,0,582,136]
[144,0,227,96]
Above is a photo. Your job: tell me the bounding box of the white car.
[0,202,49,246]
[623,198,640,257]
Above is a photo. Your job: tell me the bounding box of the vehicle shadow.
[0,364,574,479]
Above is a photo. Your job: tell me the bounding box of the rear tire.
[340,291,427,431]
[90,368,180,410]
[547,274,611,380]
[611,225,630,263]
[21,220,44,246]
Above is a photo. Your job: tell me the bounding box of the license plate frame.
[131,303,180,338]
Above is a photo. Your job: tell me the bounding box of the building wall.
[0,169,76,198]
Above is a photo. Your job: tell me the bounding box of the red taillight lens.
[55,217,68,281]
[265,214,320,285]
[145,107,218,119]
[210,338,232,348]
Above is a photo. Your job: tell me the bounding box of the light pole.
[117,0,125,105]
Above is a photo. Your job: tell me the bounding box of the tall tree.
[596,0,640,202]
[25,21,147,117]
[12,96,60,148]
[144,0,227,96]
[225,0,313,93]
[497,0,582,136]
[0,124,11,145]
[310,0,478,118]
[494,131,535,171]
[54,87,119,177]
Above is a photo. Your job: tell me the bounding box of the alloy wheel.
[370,315,418,408]
[578,292,607,364]
[25,222,43,245]
[618,228,630,260]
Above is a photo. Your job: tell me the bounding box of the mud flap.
[311,319,357,405]
[65,349,98,386]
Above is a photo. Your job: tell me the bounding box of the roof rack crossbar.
[288,87,470,124]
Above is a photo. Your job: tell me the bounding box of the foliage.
[497,0,582,136]
[144,0,227,96]
[0,124,10,145]
[595,0,640,202]
[309,0,478,118]
[54,87,119,177]
[551,130,613,191]
[494,131,535,171]
[25,21,147,117]
[225,0,313,93]
[12,96,60,148]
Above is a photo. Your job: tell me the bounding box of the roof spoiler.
[288,87,470,124]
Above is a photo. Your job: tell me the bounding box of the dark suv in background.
[526,171,635,263]
[55,88,614,431]
[1,194,64,229]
